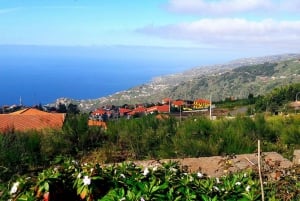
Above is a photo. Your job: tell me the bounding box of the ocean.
[0,57,173,106]
[0,45,231,106]
[0,46,185,106]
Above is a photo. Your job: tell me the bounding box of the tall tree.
[67,103,80,114]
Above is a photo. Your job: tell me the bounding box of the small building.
[90,108,112,121]
[128,106,147,116]
[0,108,66,133]
[147,105,170,114]
[119,108,132,117]
[88,120,107,129]
[172,100,185,108]
[193,99,210,110]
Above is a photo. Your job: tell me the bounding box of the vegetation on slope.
[164,60,300,103]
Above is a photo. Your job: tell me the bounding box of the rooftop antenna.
[19,96,23,106]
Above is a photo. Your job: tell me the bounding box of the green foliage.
[0,131,42,181]
[2,157,300,201]
[212,116,257,154]
[63,113,90,153]
[1,112,300,194]
[67,103,80,114]
[160,61,300,107]
[39,130,72,161]
[101,113,298,161]
[57,103,67,113]
[255,83,300,113]
[233,62,278,76]
[215,96,258,109]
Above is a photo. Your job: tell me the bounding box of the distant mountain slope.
[52,54,300,111]
[164,60,300,101]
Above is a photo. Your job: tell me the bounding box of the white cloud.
[138,18,300,49]
[166,0,299,16]
[279,0,300,12]
[157,0,300,51]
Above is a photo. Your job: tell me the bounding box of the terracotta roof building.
[128,106,147,116]
[0,108,66,133]
[88,120,107,129]
[91,108,112,116]
[147,105,170,113]
[172,100,185,108]
[193,99,211,109]
[118,108,132,116]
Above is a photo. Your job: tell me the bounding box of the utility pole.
[180,104,182,122]
[169,98,171,114]
[209,94,212,120]
[296,92,300,102]
[295,92,300,114]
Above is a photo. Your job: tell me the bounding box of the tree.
[67,103,80,114]
[63,114,89,153]
[248,93,255,104]
[57,103,67,113]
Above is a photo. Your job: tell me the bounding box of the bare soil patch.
[132,152,292,177]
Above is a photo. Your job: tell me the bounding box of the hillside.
[164,59,300,101]
[52,54,300,111]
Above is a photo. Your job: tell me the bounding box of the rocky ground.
[132,152,293,178]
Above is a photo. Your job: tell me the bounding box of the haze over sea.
[0,45,238,106]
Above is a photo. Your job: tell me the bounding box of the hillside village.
[0,98,212,132]
[89,98,211,120]
[2,90,300,132]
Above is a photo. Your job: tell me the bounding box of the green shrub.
[4,157,300,201]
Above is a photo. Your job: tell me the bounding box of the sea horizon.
[0,45,238,106]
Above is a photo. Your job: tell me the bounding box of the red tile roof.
[156,105,170,113]
[127,106,147,116]
[147,105,170,113]
[133,106,147,113]
[92,109,108,115]
[146,106,158,113]
[0,108,66,132]
[194,99,210,104]
[88,120,107,129]
[119,108,132,114]
[172,100,184,107]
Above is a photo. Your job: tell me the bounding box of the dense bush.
[104,114,300,161]
[255,83,300,113]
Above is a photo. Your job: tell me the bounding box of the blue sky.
[0,0,192,47]
[1,0,300,55]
